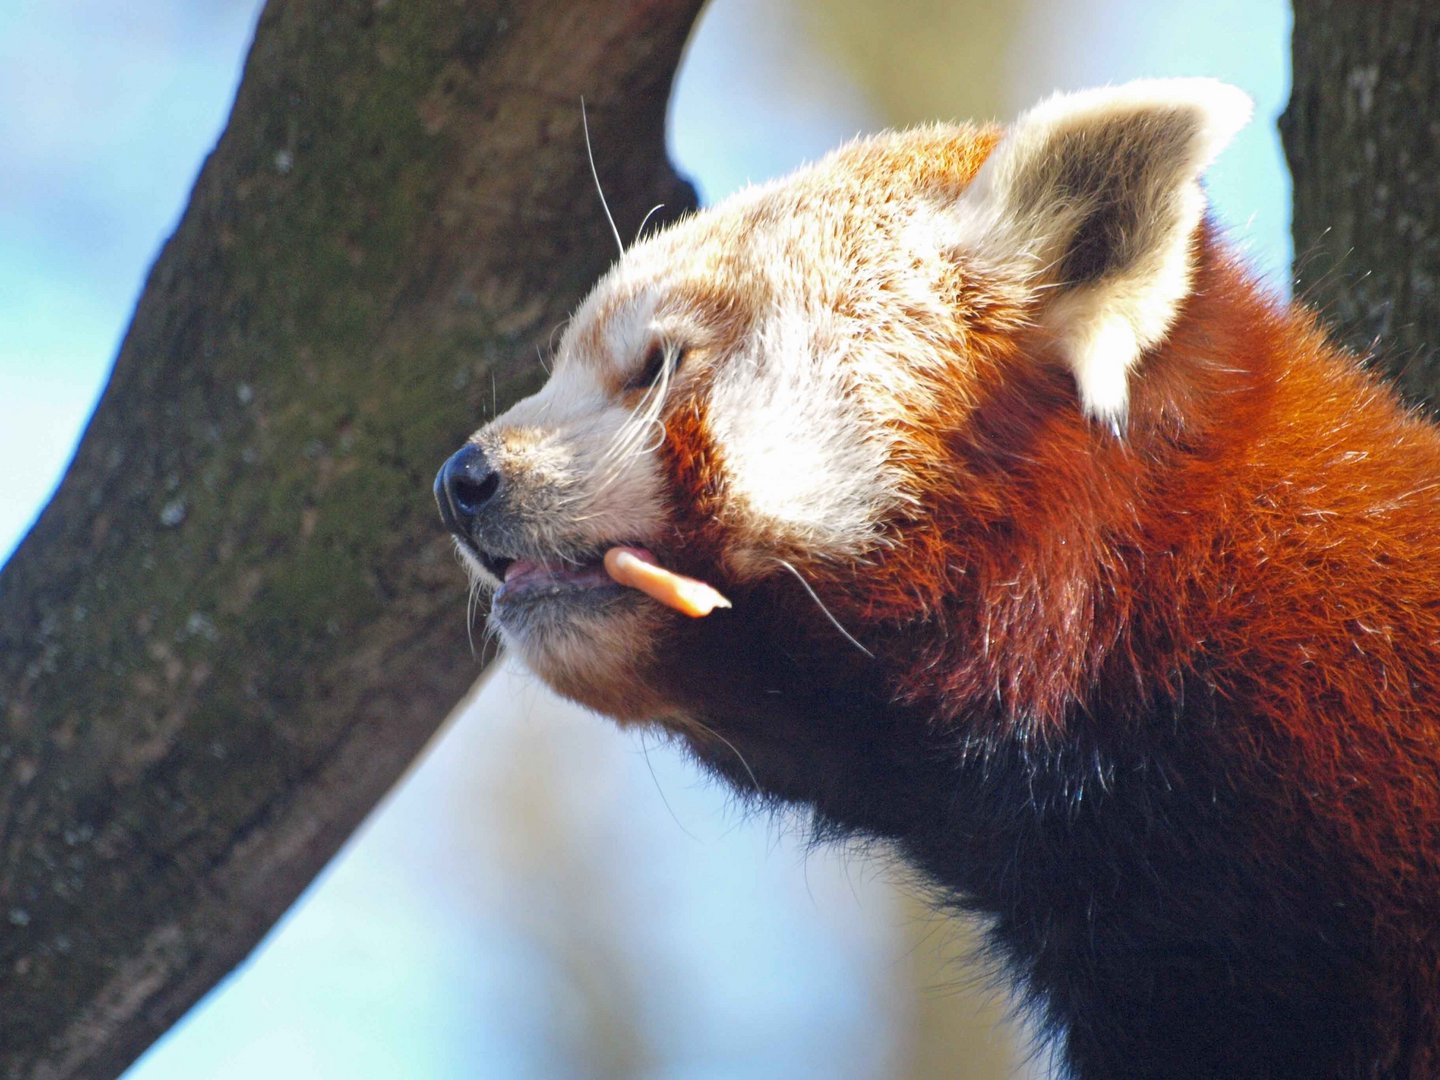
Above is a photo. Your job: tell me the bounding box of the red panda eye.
[628,343,684,391]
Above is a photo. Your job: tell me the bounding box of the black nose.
[435,443,500,536]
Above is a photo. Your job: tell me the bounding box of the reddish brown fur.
[652,223,1440,1075]
[442,97,1440,1076]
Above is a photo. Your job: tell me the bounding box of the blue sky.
[0,1,263,562]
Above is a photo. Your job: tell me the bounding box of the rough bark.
[0,1,701,1075]
[1281,0,1440,406]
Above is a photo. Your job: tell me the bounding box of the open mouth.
[466,543,631,609]
[467,541,731,620]
[490,553,619,604]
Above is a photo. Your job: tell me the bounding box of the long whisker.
[637,731,700,842]
[606,353,673,458]
[688,716,762,794]
[481,609,502,656]
[589,345,678,499]
[463,557,488,659]
[466,581,478,658]
[773,557,875,659]
[581,98,624,259]
[635,203,666,245]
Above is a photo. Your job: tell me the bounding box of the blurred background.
[1,1,1288,1076]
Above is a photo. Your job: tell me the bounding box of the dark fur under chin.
[613,592,1400,1079]
[679,665,1388,1077]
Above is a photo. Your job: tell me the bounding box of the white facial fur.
[463,352,668,582]
[704,304,897,574]
[464,79,1250,686]
[478,179,930,586]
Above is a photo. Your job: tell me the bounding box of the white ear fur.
[954,78,1252,426]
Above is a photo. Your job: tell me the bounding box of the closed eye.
[627,342,685,391]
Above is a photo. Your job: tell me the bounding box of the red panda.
[435,80,1440,1078]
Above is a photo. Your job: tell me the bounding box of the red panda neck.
[860,230,1287,741]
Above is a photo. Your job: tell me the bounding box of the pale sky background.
[2,1,1289,1076]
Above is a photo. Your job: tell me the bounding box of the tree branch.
[0,1,703,1075]
[1281,0,1440,405]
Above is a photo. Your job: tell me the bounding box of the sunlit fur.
[454,82,1440,1077]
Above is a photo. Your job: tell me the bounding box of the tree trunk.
[0,1,701,1076]
[1281,0,1440,406]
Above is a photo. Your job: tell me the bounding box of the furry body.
[437,82,1440,1077]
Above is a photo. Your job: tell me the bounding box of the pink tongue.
[503,558,609,590]
[504,558,545,582]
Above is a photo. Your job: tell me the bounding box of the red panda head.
[436,79,1252,729]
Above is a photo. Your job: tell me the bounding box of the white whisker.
[635,203,666,245]
[465,575,485,659]
[689,716,762,793]
[773,557,875,659]
[581,98,624,259]
[637,730,700,841]
[588,344,679,501]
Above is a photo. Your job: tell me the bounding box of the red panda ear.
[952,79,1252,426]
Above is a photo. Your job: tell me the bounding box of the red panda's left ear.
[952,79,1252,427]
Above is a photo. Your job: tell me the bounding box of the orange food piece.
[603,547,731,617]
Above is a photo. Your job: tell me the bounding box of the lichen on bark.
[0,2,701,1075]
